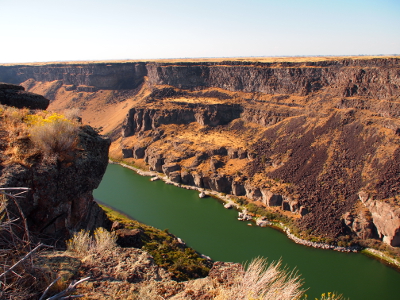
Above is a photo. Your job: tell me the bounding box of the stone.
[224,203,233,209]
[245,184,262,201]
[162,163,181,176]
[261,190,283,207]
[133,146,146,159]
[282,200,291,211]
[169,171,181,183]
[116,228,144,248]
[122,148,133,158]
[232,182,246,196]
[299,206,309,216]
[180,170,194,185]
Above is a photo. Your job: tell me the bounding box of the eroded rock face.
[358,193,400,246]
[122,105,242,137]
[146,59,400,99]
[0,63,147,90]
[0,125,111,243]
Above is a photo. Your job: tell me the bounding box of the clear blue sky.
[1,0,399,63]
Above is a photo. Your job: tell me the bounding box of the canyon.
[1,56,399,249]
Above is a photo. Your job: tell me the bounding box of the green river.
[94,163,400,300]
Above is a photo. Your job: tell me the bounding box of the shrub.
[26,112,78,161]
[66,227,117,257]
[93,227,117,253]
[66,229,92,256]
[62,108,81,121]
[317,292,345,300]
[218,257,304,300]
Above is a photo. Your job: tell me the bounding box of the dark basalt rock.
[0,82,49,109]
[0,125,111,244]
[116,228,144,248]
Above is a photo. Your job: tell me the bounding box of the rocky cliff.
[0,85,111,243]
[0,82,49,109]
[1,57,399,249]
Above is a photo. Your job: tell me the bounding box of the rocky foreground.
[37,246,247,300]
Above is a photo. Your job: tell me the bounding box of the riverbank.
[109,159,361,254]
[98,202,213,281]
[362,248,400,269]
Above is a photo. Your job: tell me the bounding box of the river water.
[94,163,400,300]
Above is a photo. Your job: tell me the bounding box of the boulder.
[162,163,181,176]
[299,206,309,216]
[282,200,291,211]
[122,148,133,158]
[261,190,283,207]
[245,184,262,201]
[145,150,164,172]
[169,171,181,183]
[342,211,378,240]
[227,148,239,159]
[133,146,146,159]
[116,228,144,248]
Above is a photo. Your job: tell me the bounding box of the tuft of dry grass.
[217,257,304,300]
[66,227,117,260]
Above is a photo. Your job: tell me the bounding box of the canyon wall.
[146,58,400,99]
[1,57,399,247]
[0,62,147,90]
[1,58,399,98]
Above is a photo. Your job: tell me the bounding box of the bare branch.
[0,243,42,279]
[0,187,30,191]
[1,188,31,246]
[45,277,90,300]
[39,276,61,300]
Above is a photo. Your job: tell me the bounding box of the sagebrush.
[66,227,117,257]
[27,112,79,161]
[217,257,304,300]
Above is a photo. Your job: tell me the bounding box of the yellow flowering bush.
[26,112,78,161]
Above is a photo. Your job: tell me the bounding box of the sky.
[1,0,399,63]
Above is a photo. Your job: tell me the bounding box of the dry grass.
[217,257,304,300]
[66,227,117,259]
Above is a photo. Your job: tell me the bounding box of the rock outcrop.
[0,82,49,109]
[0,85,111,243]
[1,125,111,243]
[356,192,400,246]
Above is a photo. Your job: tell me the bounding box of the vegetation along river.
[94,163,400,300]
